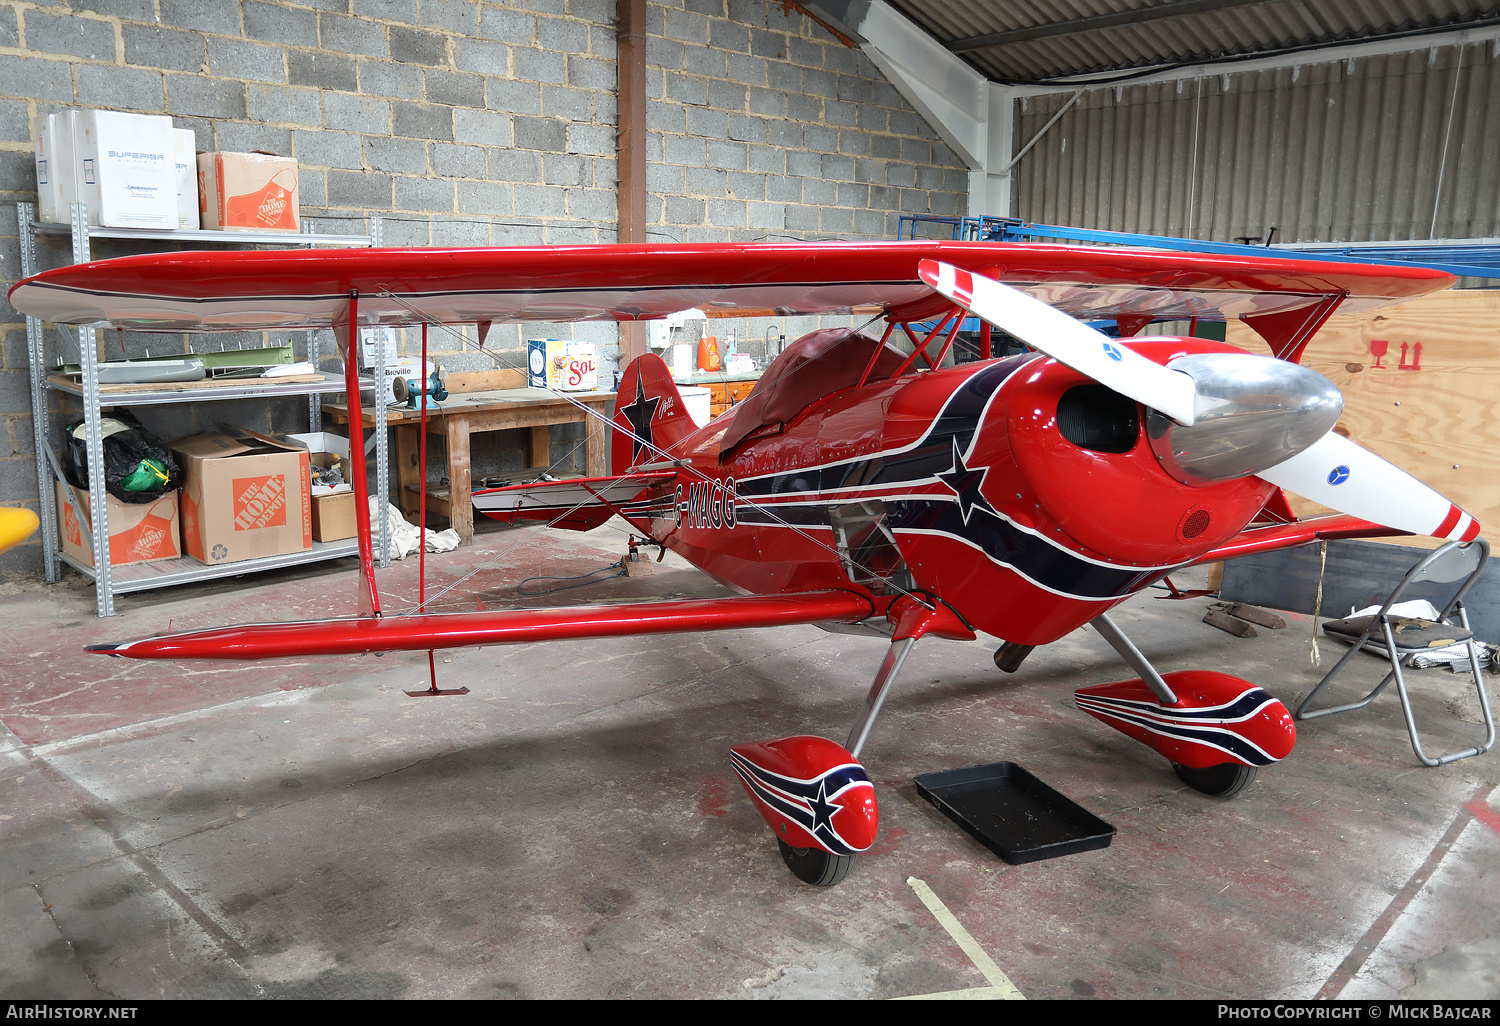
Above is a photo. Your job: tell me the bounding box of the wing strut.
[340,289,382,619]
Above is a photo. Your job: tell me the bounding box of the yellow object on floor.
[0,507,39,555]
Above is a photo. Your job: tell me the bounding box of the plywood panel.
[1226,289,1500,546]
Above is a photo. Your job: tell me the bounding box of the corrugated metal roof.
[1007,40,1500,244]
[886,0,1500,83]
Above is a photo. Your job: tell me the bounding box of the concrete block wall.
[0,0,967,579]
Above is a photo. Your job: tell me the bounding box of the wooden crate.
[1226,289,1500,547]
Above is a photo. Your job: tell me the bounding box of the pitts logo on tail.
[611,354,698,469]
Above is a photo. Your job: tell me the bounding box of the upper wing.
[473,471,675,531]
[8,241,1452,334]
[88,590,876,660]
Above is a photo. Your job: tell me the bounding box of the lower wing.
[1193,513,1407,565]
[88,590,877,660]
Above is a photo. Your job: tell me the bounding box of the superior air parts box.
[72,110,177,229]
[526,339,598,391]
[54,481,181,568]
[171,432,311,565]
[198,151,300,232]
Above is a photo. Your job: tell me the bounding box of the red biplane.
[10,241,1477,887]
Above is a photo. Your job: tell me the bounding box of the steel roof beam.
[946,0,1286,54]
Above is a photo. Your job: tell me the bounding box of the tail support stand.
[405,651,470,697]
[403,322,469,699]
[846,596,974,759]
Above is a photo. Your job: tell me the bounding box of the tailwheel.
[777,839,855,887]
[1173,761,1258,798]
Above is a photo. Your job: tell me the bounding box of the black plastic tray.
[914,762,1116,864]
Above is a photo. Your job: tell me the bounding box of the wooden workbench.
[326,373,615,544]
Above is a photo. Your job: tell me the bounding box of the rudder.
[612,353,697,471]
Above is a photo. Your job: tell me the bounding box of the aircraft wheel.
[1173,761,1257,798]
[777,839,855,887]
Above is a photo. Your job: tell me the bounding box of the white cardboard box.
[72,110,177,229]
[173,128,197,229]
[32,113,72,224]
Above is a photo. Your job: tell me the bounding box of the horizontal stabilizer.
[90,590,877,661]
[473,471,676,531]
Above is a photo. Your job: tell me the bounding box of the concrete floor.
[1,519,1496,1000]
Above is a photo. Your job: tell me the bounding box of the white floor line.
[901,876,1025,1000]
[7,688,312,759]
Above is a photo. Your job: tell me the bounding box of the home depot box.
[286,432,355,542]
[54,480,181,567]
[526,339,598,391]
[72,110,177,229]
[171,432,311,565]
[198,151,300,232]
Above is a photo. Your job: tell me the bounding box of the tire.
[777,839,855,887]
[1173,761,1258,798]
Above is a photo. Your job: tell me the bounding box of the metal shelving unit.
[20,201,391,616]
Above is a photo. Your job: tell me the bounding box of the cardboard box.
[198,151,300,232]
[72,110,177,229]
[526,339,598,391]
[33,112,72,224]
[286,432,356,542]
[171,432,311,565]
[172,128,197,230]
[310,491,357,543]
[55,480,181,567]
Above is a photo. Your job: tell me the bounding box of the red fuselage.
[623,339,1275,646]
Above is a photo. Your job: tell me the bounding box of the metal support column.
[19,203,60,582]
[68,202,114,616]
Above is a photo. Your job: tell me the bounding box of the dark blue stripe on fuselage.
[736,357,1031,498]
[728,354,1179,601]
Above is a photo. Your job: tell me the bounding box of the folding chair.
[1295,539,1496,767]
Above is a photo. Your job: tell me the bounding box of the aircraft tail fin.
[612,353,697,470]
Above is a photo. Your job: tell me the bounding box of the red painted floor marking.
[1465,798,1500,837]
[1314,783,1495,999]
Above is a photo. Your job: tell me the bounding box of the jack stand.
[623,535,656,577]
[405,651,470,697]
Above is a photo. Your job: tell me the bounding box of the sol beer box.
[171,432,311,565]
[526,339,598,391]
[198,151,300,232]
[55,481,181,568]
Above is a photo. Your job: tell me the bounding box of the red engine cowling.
[729,736,879,855]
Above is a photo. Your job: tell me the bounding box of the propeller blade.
[917,259,1199,425]
[1258,433,1480,541]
